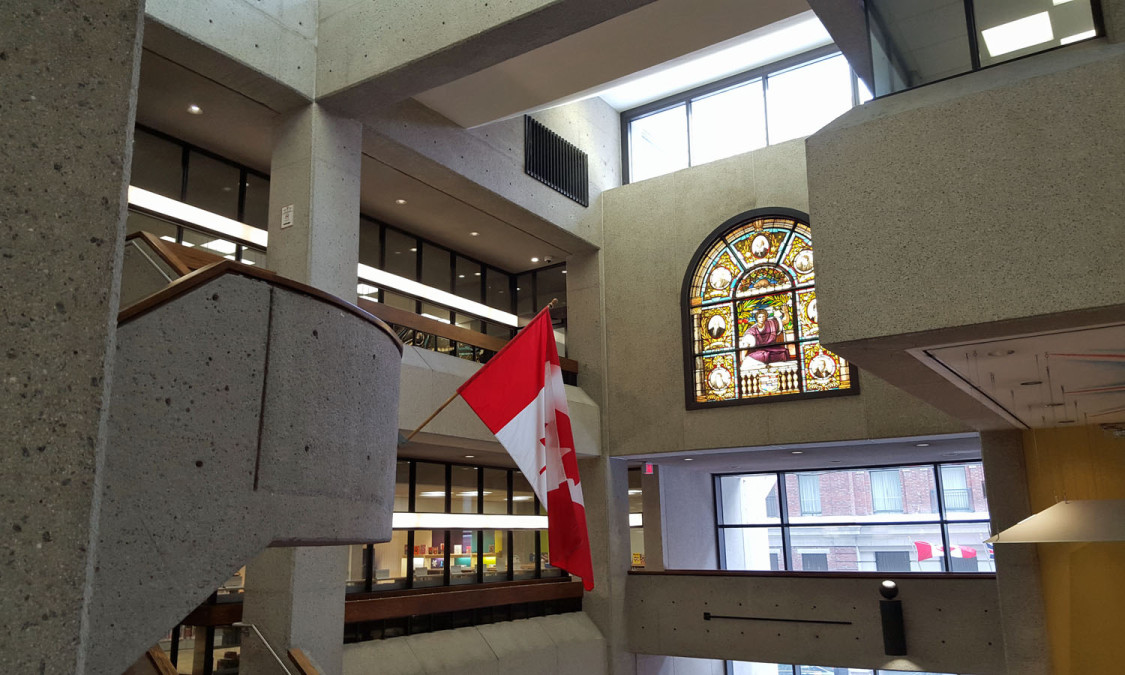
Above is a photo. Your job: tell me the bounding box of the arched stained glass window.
[682,208,857,408]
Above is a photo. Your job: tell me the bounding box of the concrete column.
[980,430,1051,675]
[1104,0,1125,44]
[658,467,718,570]
[0,2,142,674]
[641,468,665,572]
[579,455,637,675]
[266,103,363,299]
[241,104,363,675]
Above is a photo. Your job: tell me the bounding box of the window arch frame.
[680,207,859,410]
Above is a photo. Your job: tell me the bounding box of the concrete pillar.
[641,468,665,572]
[0,1,142,673]
[1104,0,1125,44]
[979,430,1051,675]
[266,103,363,300]
[240,104,363,675]
[243,547,349,674]
[579,455,637,675]
[657,467,718,570]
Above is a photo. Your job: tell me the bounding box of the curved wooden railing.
[118,259,403,353]
[356,298,579,377]
[124,230,578,375]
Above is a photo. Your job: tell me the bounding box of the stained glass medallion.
[685,212,854,406]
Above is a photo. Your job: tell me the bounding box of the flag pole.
[400,298,559,445]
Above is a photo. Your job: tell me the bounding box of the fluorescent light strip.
[132,185,525,327]
[1060,29,1096,45]
[629,513,643,527]
[981,12,1054,57]
[128,186,268,248]
[392,512,548,530]
[359,263,519,327]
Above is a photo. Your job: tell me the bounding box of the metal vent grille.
[524,116,589,207]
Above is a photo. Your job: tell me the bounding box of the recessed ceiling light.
[458,274,465,278]
[683,458,694,461]
[561,270,567,274]
[464,455,475,459]
[187,104,203,115]
[1020,380,1043,386]
[395,198,407,205]
[409,247,417,252]
[986,349,1016,357]
[531,257,540,263]
[981,12,1053,58]
[474,272,481,276]
[791,451,804,455]
[915,443,930,447]
[470,231,479,236]
[628,489,642,495]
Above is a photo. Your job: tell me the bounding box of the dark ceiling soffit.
[317,0,661,120]
[143,19,311,114]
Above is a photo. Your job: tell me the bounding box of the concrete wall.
[358,95,619,257]
[0,1,143,673]
[85,273,401,674]
[146,0,318,98]
[581,140,968,457]
[626,572,1007,674]
[807,40,1125,346]
[342,612,607,675]
[636,656,723,675]
[317,0,556,97]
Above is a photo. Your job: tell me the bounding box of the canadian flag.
[914,541,977,561]
[458,309,595,591]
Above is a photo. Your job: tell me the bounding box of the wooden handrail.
[117,260,403,354]
[357,297,580,376]
[146,646,178,675]
[288,648,322,675]
[180,577,580,627]
[124,231,579,372]
[126,230,224,275]
[628,569,997,580]
[344,579,583,623]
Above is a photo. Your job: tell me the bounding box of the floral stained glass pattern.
[686,213,854,405]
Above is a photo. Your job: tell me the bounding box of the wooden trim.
[344,580,584,623]
[146,646,179,675]
[357,298,579,375]
[181,601,243,627]
[628,569,998,581]
[288,648,321,675]
[117,260,403,354]
[126,231,193,276]
[180,578,580,627]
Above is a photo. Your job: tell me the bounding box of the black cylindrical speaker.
[880,598,907,655]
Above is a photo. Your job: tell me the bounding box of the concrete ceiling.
[922,324,1125,429]
[135,49,565,273]
[414,0,813,128]
[619,433,982,474]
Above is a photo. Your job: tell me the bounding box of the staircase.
[86,234,402,674]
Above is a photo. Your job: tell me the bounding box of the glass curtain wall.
[717,462,992,573]
[347,459,564,595]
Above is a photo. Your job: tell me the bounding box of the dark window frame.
[715,460,992,575]
[621,45,861,184]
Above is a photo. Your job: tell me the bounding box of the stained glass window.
[685,211,856,407]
